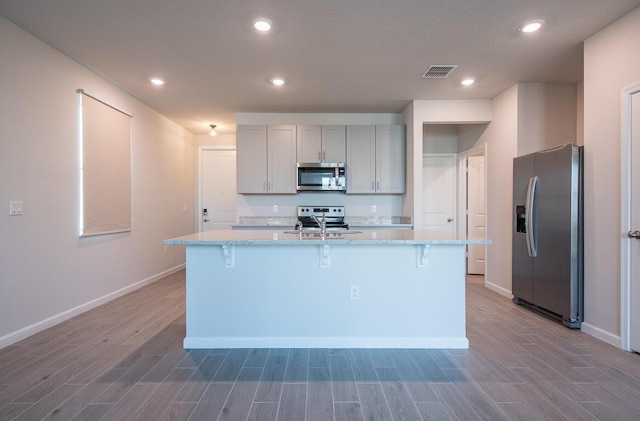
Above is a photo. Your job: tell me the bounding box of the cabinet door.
[236,125,267,193]
[346,125,376,193]
[267,125,297,194]
[296,125,322,163]
[322,125,346,162]
[375,125,405,193]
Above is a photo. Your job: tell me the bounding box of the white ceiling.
[1,0,639,135]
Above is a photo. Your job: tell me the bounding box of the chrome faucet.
[311,212,327,235]
[295,220,304,239]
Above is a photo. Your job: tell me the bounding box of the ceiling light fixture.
[461,78,475,86]
[253,18,273,32]
[520,19,544,33]
[270,77,285,86]
[209,124,217,136]
[150,78,166,86]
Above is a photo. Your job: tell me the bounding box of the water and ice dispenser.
[516,205,527,233]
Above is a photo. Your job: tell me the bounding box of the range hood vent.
[422,65,458,79]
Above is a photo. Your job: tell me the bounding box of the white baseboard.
[484,280,513,298]
[183,336,470,349]
[482,285,623,350]
[580,322,621,348]
[0,264,185,349]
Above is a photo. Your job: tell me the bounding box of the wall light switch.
[9,201,23,216]
[273,205,278,213]
[371,205,377,213]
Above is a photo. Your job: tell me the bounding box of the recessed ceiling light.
[461,78,475,86]
[520,19,544,33]
[270,77,285,86]
[253,18,273,32]
[150,78,166,86]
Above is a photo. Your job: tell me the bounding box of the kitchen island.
[164,229,489,349]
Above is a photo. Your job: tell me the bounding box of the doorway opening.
[459,145,487,276]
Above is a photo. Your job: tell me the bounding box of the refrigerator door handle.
[526,176,538,257]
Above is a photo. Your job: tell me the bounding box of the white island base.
[166,230,480,349]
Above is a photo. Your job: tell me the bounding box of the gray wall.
[0,17,195,347]
[583,7,640,345]
[423,124,459,153]
[517,83,578,155]
[460,82,578,297]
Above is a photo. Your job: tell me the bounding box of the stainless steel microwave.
[297,162,346,192]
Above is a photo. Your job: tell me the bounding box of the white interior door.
[422,154,456,233]
[200,149,237,231]
[467,155,486,275]
[630,91,640,352]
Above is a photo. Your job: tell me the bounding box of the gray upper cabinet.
[322,125,347,162]
[375,125,406,194]
[296,125,346,163]
[296,125,322,162]
[346,125,376,193]
[346,125,405,194]
[237,125,297,194]
[237,123,403,195]
[237,125,267,194]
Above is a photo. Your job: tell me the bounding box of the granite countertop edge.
[164,230,490,246]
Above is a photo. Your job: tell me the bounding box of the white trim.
[183,336,469,349]
[457,154,467,239]
[197,145,236,233]
[581,322,621,348]
[0,264,185,349]
[620,82,640,351]
[457,144,487,158]
[485,280,512,298]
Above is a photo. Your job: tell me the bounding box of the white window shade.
[79,90,132,236]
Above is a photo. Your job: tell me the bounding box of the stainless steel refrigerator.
[512,143,583,328]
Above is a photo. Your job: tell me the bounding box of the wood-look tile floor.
[1,272,639,420]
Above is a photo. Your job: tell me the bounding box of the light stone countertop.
[164,229,489,246]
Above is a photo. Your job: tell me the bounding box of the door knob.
[628,230,640,238]
[447,218,454,222]
[204,219,211,223]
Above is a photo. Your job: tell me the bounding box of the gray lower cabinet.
[236,125,297,194]
[346,125,405,194]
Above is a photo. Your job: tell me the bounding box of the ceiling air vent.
[422,65,458,79]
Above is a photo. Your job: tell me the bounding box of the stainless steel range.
[296,206,348,231]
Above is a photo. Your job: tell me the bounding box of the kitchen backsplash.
[237,192,404,218]
[236,216,412,227]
